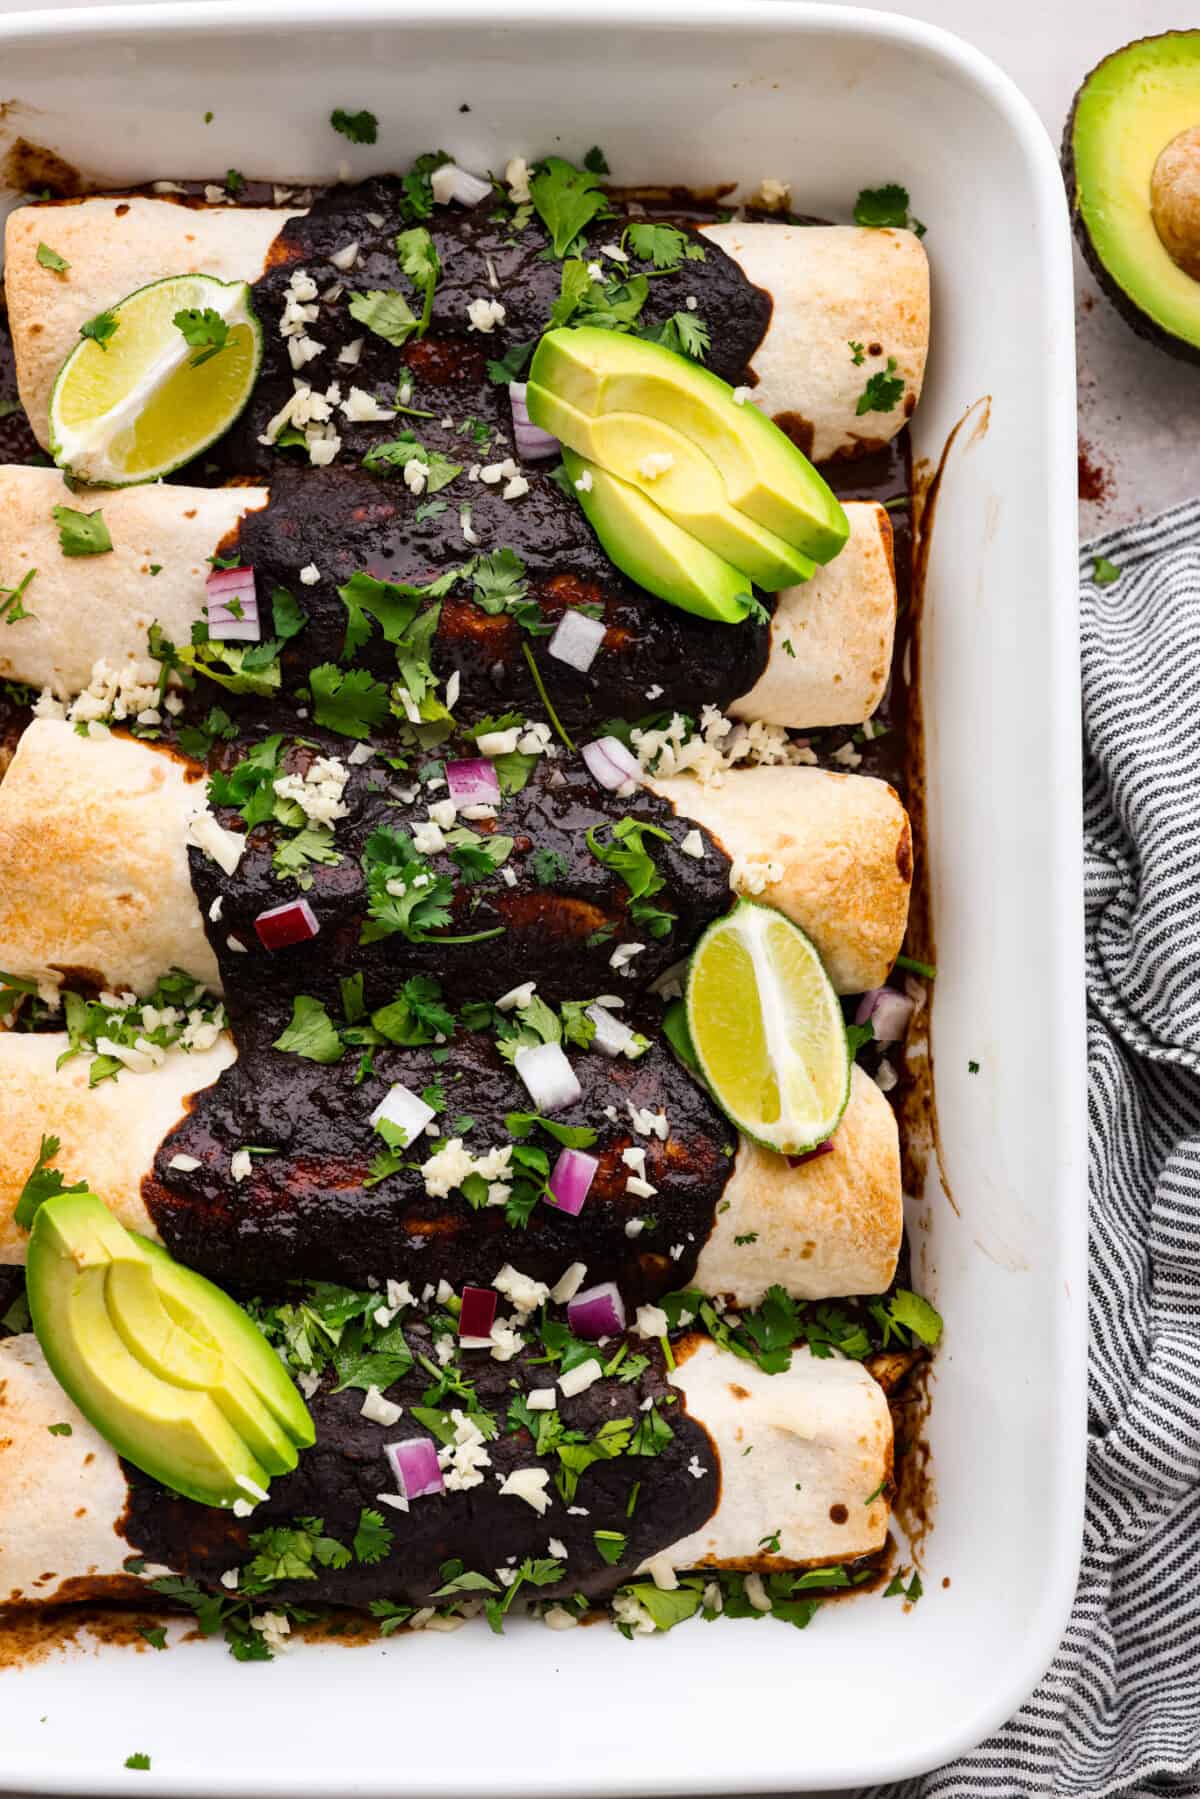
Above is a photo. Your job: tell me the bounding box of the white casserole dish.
[0,2,1085,1790]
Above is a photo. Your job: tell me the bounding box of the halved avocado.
[561,447,756,622]
[531,392,814,590]
[26,1191,314,1506]
[136,1234,314,1449]
[27,1195,271,1507]
[528,328,848,562]
[105,1257,300,1475]
[1065,31,1200,360]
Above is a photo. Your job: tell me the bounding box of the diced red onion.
[509,382,562,461]
[458,1285,498,1342]
[787,1139,836,1168]
[549,609,606,674]
[514,1041,581,1114]
[369,1082,435,1143]
[386,1437,444,1500]
[205,566,259,642]
[254,898,319,951]
[546,1147,599,1217]
[586,1004,636,1059]
[567,1281,626,1338]
[430,163,493,208]
[581,736,642,793]
[854,987,915,1044]
[445,758,501,808]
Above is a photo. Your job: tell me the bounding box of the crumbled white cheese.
[428,797,457,829]
[831,740,864,769]
[730,856,785,897]
[273,754,350,827]
[412,820,446,856]
[609,941,646,972]
[219,1569,239,1591]
[476,727,521,758]
[680,829,705,860]
[251,1612,292,1654]
[547,1537,568,1560]
[744,1571,772,1610]
[187,809,247,877]
[337,336,365,367]
[62,657,166,729]
[611,1592,657,1635]
[493,1263,550,1315]
[628,1103,669,1141]
[542,1605,578,1630]
[549,1261,588,1304]
[329,239,361,272]
[527,1388,557,1411]
[635,1304,669,1340]
[632,703,816,785]
[466,297,506,333]
[168,1153,201,1173]
[360,1386,403,1427]
[502,474,530,501]
[496,980,537,1012]
[232,1498,256,1518]
[341,385,396,424]
[573,468,594,493]
[874,1058,899,1094]
[420,1138,513,1200]
[644,1554,679,1591]
[498,1466,552,1514]
[230,1149,253,1184]
[438,1409,492,1491]
[559,1359,603,1399]
[599,240,629,264]
[638,452,674,480]
[505,156,532,203]
[752,176,791,211]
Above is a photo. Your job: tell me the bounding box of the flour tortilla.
[0,718,218,997]
[0,1331,889,1606]
[6,201,927,462]
[651,764,912,994]
[0,468,268,697]
[4,197,294,451]
[0,723,909,999]
[656,1338,891,1572]
[0,468,893,729]
[702,1065,901,1305]
[0,1033,236,1265]
[0,1034,899,1297]
[699,222,930,463]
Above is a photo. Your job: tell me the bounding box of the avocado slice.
[105,1257,300,1475]
[26,1191,313,1506]
[561,447,756,622]
[528,327,848,563]
[1066,31,1200,360]
[135,1235,315,1449]
[531,392,814,590]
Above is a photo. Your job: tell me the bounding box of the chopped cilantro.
[363,432,461,492]
[849,339,865,365]
[173,306,230,369]
[505,1110,598,1150]
[395,226,440,338]
[530,846,569,887]
[225,168,245,195]
[583,146,609,175]
[625,221,705,270]
[530,154,610,257]
[968,1058,980,1074]
[854,183,925,236]
[309,662,390,739]
[399,150,452,222]
[486,339,536,386]
[331,107,379,145]
[271,585,308,642]
[0,568,37,625]
[35,242,69,274]
[641,310,710,361]
[352,1507,394,1565]
[615,1583,702,1634]
[273,995,345,1065]
[585,815,677,937]
[80,309,118,351]
[124,1754,151,1772]
[593,1529,627,1565]
[53,505,112,558]
[894,953,936,979]
[1092,555,1121,587]
[348,288,420,349]
[887,1288,943,1346]
[360,825,502,946]
[14,1134,91,1231]
[138,1625,167,1650]
[856,356,904,416]
[47,1421,73,1436]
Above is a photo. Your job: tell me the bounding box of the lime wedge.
[49,273,262,486]
[685,899,851,1154]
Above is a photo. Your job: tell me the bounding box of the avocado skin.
[1063,33,1200,366]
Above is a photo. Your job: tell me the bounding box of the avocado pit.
[1151,126,1200,279]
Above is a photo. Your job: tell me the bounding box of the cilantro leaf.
[616,1582,702,1633]
[583,146,609,175]
[272,824,342,887]
[363,433,461,492]
[336,569,428,659]
[331,107,378,145]
[371,974,456,1045]
[530,846,568,887]
[400,150,452,222]
[173,306,230,369]
[36,242,69,274]
[272,995,345,1065]
[0,569,36,626]
[125,1753,151,1771]
[80,309,118,351]
[309,662,390,739]
[530,155,608,257]
[641,310,710,361]
[347,288,420,349]
[352,1507,393,1566]
[593,1529,627,1565]
[1093,556,1121,587]
[626,222,703,270]
[271,585,308,642]
[14,1134,91,1230]
[486,339,536,386]
[888,1288,943,1346]
[854,182,925,236]
[395,226,440,338]
[856,356,904,417]
[53,505,112,558]
[504,1110,597,1150]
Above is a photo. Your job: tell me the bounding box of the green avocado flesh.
[1069,31,1200,355]
[26,1192,313,1507]
[528,327,848,563]
[560,447,754,622]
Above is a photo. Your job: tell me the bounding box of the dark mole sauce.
[121,1329,719,1608]
[0,177,922,1611]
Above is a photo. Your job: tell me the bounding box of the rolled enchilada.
[0,719,911,1002]
[0,1329,892,1610]
[0,467,896,732]
[5,189,928,467]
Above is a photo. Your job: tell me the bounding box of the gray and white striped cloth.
[867,500,1200,1799]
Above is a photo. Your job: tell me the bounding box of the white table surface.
[0,4,1189,1795]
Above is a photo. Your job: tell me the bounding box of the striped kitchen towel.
[868,499,1200,1799]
